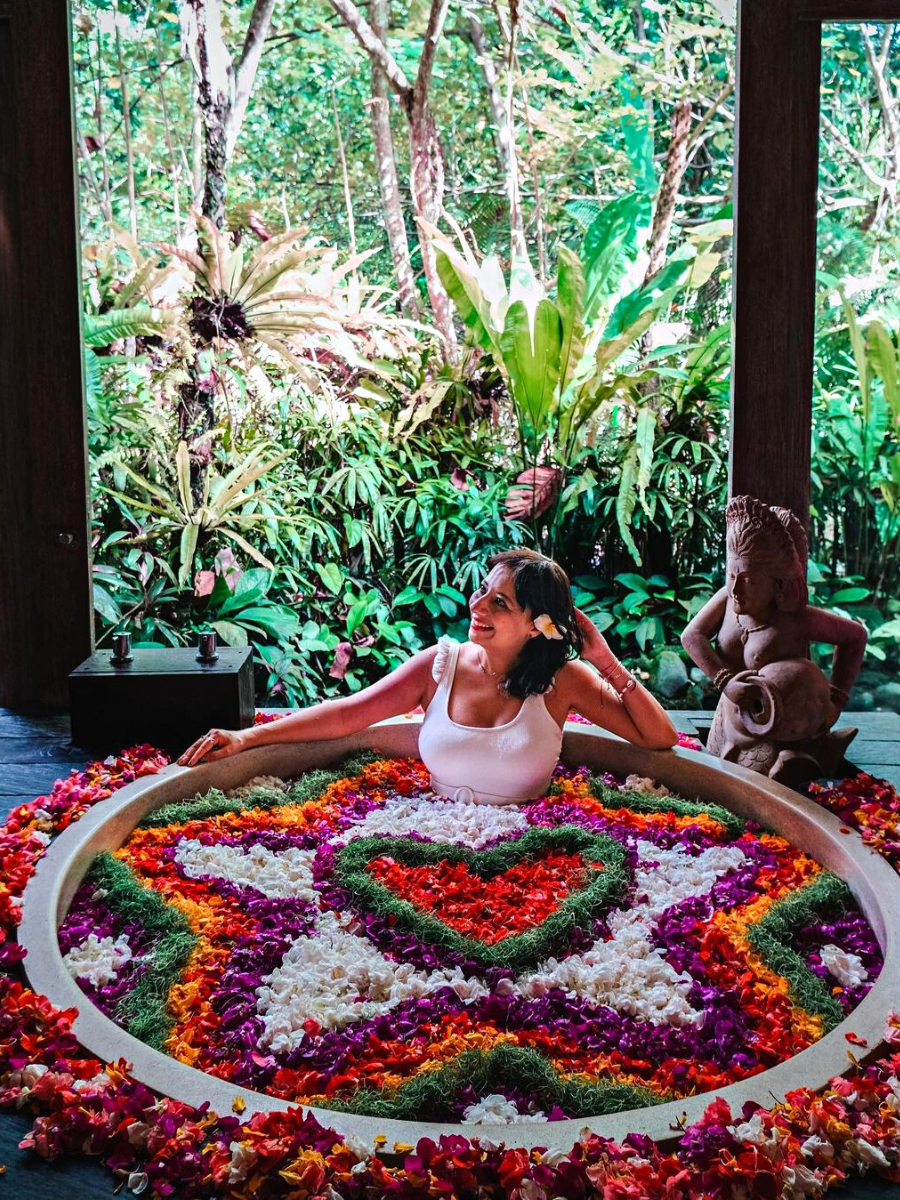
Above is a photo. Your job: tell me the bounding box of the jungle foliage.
[73,1,900,705]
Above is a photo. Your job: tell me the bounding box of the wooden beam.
[797,0,900,19]
[730,0,822,528]
[0,0,92,709]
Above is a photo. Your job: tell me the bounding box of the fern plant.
[99,441,297,585]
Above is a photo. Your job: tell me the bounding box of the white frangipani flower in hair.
[533,613,563,640]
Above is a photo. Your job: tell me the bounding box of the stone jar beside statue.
[681,495,868,787]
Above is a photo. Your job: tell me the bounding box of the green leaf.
[635,615,664,651]
[237,604,300,641]
[316,562,344,594]
[603,247,693,341]
[615,573,649,593]
[872,618,900,639]
[216,586,264,616]
[211,620,249,647]
[841,291,870,420]
[178,523,200,587]
[618,77,656,192]
[829,586,870,603]
[590,611,615,633]
[393,586,424,607]
[346,598,369,637]
[236,568,273,597]
[82,304,180,347]
[867,320,900,426]
[635,407,657,515]
[92,583,121,625]
[582,192,653,320]
[436,584,467,604]
[615,443,642,564]
[435,248,493,351]
[556,246,587,394]
[499,299,563,454]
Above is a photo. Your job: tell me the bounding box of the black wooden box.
[69,647,255,755]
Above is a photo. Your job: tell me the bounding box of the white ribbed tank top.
[418,636,563,805]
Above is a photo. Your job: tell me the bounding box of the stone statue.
[681,495,868,786]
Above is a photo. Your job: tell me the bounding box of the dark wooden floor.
[1,707,898,1197]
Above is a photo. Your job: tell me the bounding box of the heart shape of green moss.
[333,824,630,970]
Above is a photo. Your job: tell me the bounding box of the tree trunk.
[644,99,692,282]
[181,0,277,229]
[115,24,137,238]
[408,104,456,356]
[468,14,520,240]
[178,0,278,511]
[225,0,278,157]
[327,0,457,358]
[370,0,421,318]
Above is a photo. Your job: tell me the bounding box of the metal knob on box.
[197,630,219,663]
[110,631,133,665]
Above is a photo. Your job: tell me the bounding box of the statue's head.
[725,495,808,617]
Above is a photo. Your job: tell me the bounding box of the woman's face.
[468,566,540,655]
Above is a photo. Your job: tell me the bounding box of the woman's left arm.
[559,609,678,750]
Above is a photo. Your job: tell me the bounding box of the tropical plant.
[426,204,726,558]
[99,441,295,585]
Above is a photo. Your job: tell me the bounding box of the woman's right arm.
[178,645,438,766]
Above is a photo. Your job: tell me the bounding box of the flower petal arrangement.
[1,730,898,1197]
[52,751,883,1123]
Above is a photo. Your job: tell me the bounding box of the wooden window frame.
[0,0,92,710]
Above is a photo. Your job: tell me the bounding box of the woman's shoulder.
[550,657,597,696]
[431,635,460,683]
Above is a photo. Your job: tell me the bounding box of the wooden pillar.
[731,0,900,528]
[730,0,822,529]
[0,0,92,710]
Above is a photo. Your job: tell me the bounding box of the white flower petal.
[63,933,132,987]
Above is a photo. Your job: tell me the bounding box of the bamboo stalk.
[155,28,182,235]
[92,23,114,225]
[115,19,138,239]
[331,83,359,271]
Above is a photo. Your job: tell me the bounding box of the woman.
[178,549,677,802]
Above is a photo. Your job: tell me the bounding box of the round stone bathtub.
[19,717,900,1152]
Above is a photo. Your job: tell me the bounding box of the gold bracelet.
[600,660,638,697]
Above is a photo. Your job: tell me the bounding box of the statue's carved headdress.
[725,495,808,611]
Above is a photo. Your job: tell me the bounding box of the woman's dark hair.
[487,548,583,698]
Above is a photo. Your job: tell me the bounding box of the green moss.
[324,1043,667,1120]
[138,749,381,828]
[580,774,747,839]
[83,852,197,1052]
[334,824,630,971]
[746,871,852,1031]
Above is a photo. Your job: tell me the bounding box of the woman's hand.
[573,608,616,671]
[177,727,248,767]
